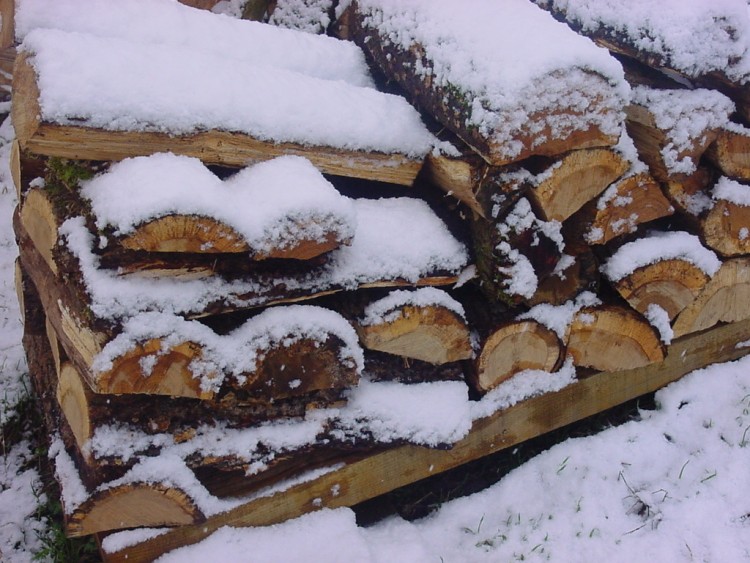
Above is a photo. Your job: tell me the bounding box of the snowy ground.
[0,116,749,562]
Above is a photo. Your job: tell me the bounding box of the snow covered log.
[533,0,750,120]
[672,257,750,338]
[625,87,734,182]
[342,0,627,166]
[663,167,715,218]
[469,320,563,394]
[354,288,472,365]
[12,31,432,186]
[566,305,665,371]
[701,177,750,257]
[706,125,750,181]
[563,172,674,252]
[81,154,357,260]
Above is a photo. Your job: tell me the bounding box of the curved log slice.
[565,172,673,251]
[702,199,750,257]
[567,305,664,372]
[65,482,204,537]
[706,125,750,181]
[471,320,563,393]
[611,258,710,321]
[672,257,750,338]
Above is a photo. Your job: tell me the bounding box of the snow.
[518,292,602,339]
[631,86,735,175]
[359,287,466,327]
[16,0,374,88]
[92,305,364,394]
[22,28,435,157]
[60,197,468,322]
[645,304,674,345]
[160,354,750,562]
[268,0,334,35]
[601,231,722,282]
[535,0,750,83]
[356,0,628,161]
[713,175,750,206]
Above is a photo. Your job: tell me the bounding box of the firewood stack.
[8,0,750,550]
[337,0,750,391]
[11,1,475,538]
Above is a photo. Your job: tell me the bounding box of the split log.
[0,0,13,50]
[564,172,674,252]
[706,125,750,181]
[625,87,732,182]
[355,303,472,365]
[470,320,563,393]
[701,198,750,257]
[567,305,664,371]
[65,483,204,537]
[342,1,624,166]
[529,148,629,223]
[610,258,710,320]
[663,167,715,218]
[12,52,424,186]
[527,251,599,307]
[672,257,750,338]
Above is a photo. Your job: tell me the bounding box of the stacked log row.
[11,2,477,539]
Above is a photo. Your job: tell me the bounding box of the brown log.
[672,257,750,338]
[527,252,599,307]
[342,3,621,166]
[12,53,423,186]
[355,304,472,365]
[567,305,664,371]
[177,0,222,9]
[9,139,20,198]
[663,167,714,217]
[530,148,629,222]
[65,482,204,537]
[706,126,750,181]
[471,320,563,393]
[362,349,465,384]
[57,362,94,453]
[0,0,13,50]
[625,103,719,183]
[701,198,750,257]
[610,258,710,320]
[564,172,674,251]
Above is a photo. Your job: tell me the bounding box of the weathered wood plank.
[103,316,750,562]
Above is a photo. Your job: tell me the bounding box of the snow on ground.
[159,354,750,562]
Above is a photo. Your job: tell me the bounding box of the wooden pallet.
[100,316,750,562]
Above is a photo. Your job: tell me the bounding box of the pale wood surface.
[702,199,750,257]
[11,54,423,186]
[103,317,750,562]
[707,127,750,180]
[356,304,472,365]
[612,258,710,320]
[473,320,563,393]
[0,0,14,49]
[567,305,664,371]
[673,257,750,337]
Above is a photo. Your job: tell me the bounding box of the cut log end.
[701,200,750,257]
[567,306,664,372]
[20,188,59,275]
[472,320,563,393]
[57,362,93,452]
[356,305,472,365]
[706,128,750,181]
[65,482,204,537]
[612,258,710,320]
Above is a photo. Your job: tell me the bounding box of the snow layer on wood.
[333,379,471,447]
[156,510,371,563]
[471,357,576,421]
[645,304,673,345]
[82,153,356,253]
[49,436,89,513]
[22,28,434,157]
[356,0,628,161]
[93,306,364,393]
[59,198,468,321]
[268,0,334,34]
[359,287,465,327]
[713,176,750,206]
[601,231,721,282]
[101,528,170,554]
[535,0,750,83]
[517,291,601,339]
[16,0,373,88]
[631,86,734,175]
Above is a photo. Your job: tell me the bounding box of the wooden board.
[11,54,423,186]
[101,316,750,562]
